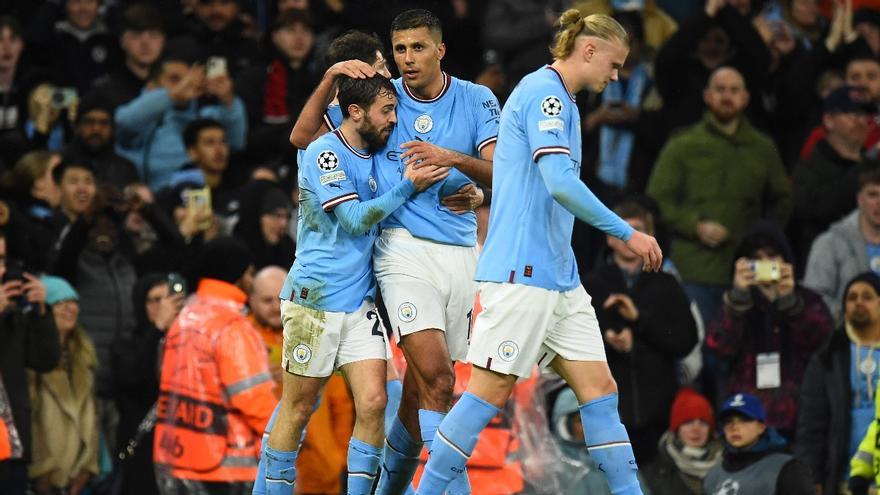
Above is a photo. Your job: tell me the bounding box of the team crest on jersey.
[414,114,433,133]
[368,175,378,193]
[541,96,563,117]
[714,479,740,495]
[498,341,519,361]
[317,150,339,171]
[292,344,312,364]
[398,302,417,323]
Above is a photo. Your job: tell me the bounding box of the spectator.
[154,236,274,493]
[174,0,263,114]
[251,9,319,158]
[797,272,880,495]
[24,82,76,154]
[0,16,41,168]
[793,85,879,262]
[642,388,722,495]
[154,181,221,270]
[2,151,64,272]
[114,49,247,190]
[26,0,116,93]
[584,200,698,464]
[111,273,185,495]
[703,393,814,495]
[172,118,239,207]
[0,229,60,495]
[800,54,880,161]
[804,165,880,318]
[53,160,96,225]
[120,183,192,276]
[233,179,294,271]
[62,96,139,191]
[90,3,166,111]
[707,221,833,439]
[646,66,792,324]
[248,265,286,398]
[28,275,98,495]
[653,0,771,133]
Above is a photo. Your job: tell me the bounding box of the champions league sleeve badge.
[541,96,563,117]
[317,150,340,171]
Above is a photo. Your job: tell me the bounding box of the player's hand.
[604,328,633,353]
[404,163,450,192]
[732,257,757,290]
[400,141,458,169]
[326,59,377,80]
[624,231,662,272]
[603,294,639,322]
[696,220,729,248]
[441,184,484,214]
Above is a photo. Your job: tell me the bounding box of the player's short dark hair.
[337,75,395,118]
[121,3,164,33]
[183,119,224,149]
[859,164,880,190]
[326,30,384,67]
[390,9,442,40]
[0,16,22,38]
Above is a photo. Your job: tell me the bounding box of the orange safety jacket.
[154,279,276,483]
[0,419,10,461]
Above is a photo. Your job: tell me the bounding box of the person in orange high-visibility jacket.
[0,420,10,461]
[154,238,276,495]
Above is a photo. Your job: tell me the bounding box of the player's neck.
[550,59,583,94]
[339,120,367,150]
[408,70,445,100]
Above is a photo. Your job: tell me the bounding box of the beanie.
[669,387,715,432]
[41,275,79,306]
[196,236,254,285]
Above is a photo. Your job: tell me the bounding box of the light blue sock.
[376,415,422,495]
[265,445,298,495]
[579,393,641,495]
[385,380,403,437]
[252,402,281,495]
[416,393,498,495]
[347,437,382,494]
[418,409,446,453]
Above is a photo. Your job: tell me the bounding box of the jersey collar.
[402,72,451,103]
[545,66,576,103]
[333,129,371,159]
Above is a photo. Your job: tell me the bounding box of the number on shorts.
[466,308,473,344]
[366,310,384,338]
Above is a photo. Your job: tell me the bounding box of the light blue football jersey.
[474,66,585,291]
[326,74,500,246]
[281,130,381,312]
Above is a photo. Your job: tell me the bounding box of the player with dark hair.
[415,10,661,495]
[261,74,447,495]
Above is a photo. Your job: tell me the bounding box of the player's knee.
[420,367,455,406]
[582,375,618,402]
[285,394,319,426]
[355,388,388,418]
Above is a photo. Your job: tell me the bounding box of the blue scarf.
[597,63,649,189]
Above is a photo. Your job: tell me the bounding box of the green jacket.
[647,114,792,285]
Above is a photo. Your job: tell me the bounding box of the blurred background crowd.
[2,0,880,494]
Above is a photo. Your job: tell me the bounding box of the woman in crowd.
[28,276,98,495]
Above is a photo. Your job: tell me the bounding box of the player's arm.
[289,60,376,148]
[399,141,493,188]
[332,164,449,235]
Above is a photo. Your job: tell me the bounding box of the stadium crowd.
[3,0,880,494]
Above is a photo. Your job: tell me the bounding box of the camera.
[49,87,78,110]
[3,259,34,313]
[167,272,187,296]
[752,260,781,283]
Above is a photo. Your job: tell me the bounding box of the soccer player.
[414,10,662,495]
[291,10,498,495]
[262,74,447,495]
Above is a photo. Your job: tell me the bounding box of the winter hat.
[195,236,254,285]
[42,275,79,305]
[669,387,715,432]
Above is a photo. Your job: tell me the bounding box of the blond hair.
[550,9,629,60]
